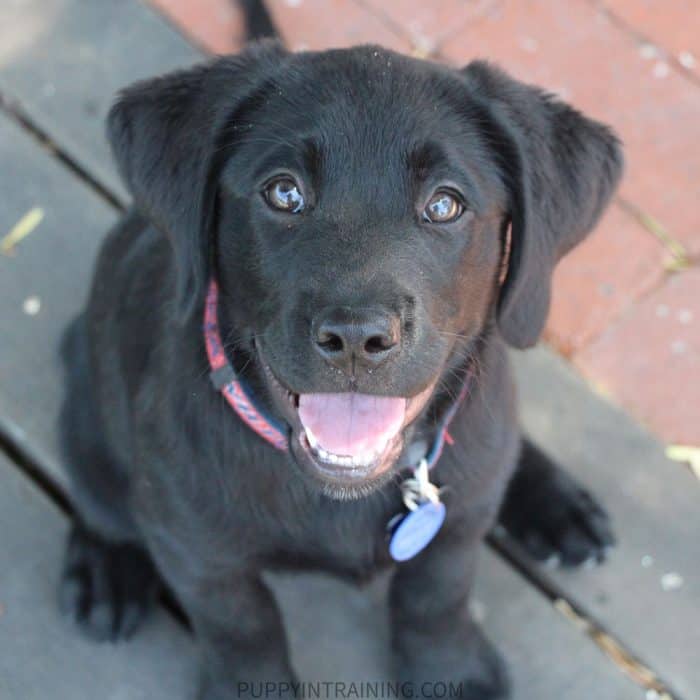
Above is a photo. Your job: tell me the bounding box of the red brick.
[148,0,244,54]
[441,0,700,257]
[545,204,666,356]
[575,268,700,445]
[358,0,499,54]
[265,0,412,52]
[601,0,700,70]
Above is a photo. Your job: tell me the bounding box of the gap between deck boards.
[0,89,126,211]
[0,85,685,700]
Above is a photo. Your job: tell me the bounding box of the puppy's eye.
[264,177,305,213]
[423,191,463,223]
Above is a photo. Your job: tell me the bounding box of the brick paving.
[146,0,700,448]
[546,205,666,357]
[262,0,412,53]
[577,268,700,445]
[600,0,700,74]
[149,0,244,53]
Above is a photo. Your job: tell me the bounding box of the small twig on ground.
[1,207,44,255]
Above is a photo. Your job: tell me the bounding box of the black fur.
[60,43,621,699]
[238,0,278,41]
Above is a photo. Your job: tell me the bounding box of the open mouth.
[298,393,408,477]
[259,356,435,488]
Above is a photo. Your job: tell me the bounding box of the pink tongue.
[298,393,406,456]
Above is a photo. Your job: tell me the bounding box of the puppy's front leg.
[389,531,509,700]
[173,572,296,700]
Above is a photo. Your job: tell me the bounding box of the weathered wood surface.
[270,554,640,698]
[0,0,202,202]
[0,440,638,700]
[0,113,116,485]
[514,347,700,699]
[0,452,197,700]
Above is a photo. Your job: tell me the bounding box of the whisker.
[436,329,472,341]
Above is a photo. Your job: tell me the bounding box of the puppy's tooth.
[305,427,318,448]
[351,452,375,467]
[312,443,383,468]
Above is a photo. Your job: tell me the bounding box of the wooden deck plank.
[271,554,639,699]
[0,0,202,202]
[514,346,700,699]
[0,441,637,699]
[0,452,197,700]
[0,113,115,486]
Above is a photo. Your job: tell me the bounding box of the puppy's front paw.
[396,626,510,700]
[59,524,160,642]
[456,627,511,700]
[499,464,615,568]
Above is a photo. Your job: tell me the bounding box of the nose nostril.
[317,331,344,354]
[364,334,394,354]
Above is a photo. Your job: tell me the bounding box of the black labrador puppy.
[59,41,621,699]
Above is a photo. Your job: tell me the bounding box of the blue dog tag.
[389,500,446,562]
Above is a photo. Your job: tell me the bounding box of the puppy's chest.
[265,487,405,573]
[265,460,476,572]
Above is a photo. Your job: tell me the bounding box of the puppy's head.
[108,43,622,498]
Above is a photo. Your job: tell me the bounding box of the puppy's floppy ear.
[462,61,623,348]
[107,41,287,319]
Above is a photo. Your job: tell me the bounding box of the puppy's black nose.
[312,307,400,373]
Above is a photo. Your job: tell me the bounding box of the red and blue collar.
[204,279,288,451]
